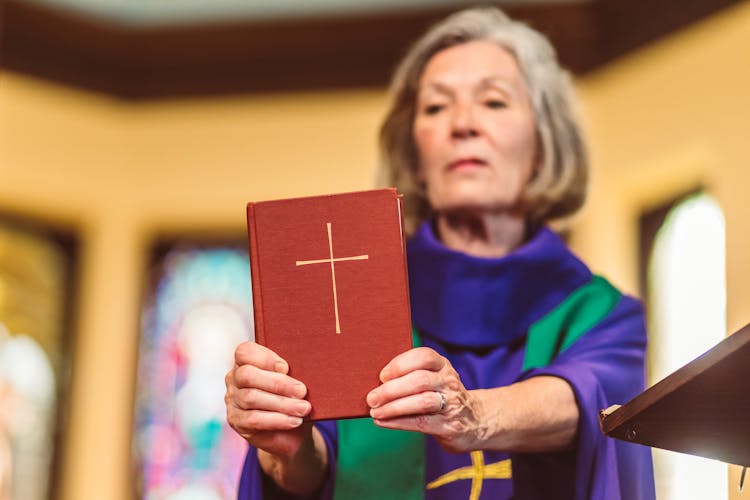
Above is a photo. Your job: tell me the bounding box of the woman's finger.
[370,390,445,420]
[227,407,305,433]
[379,347,445,382]
[232,363,307,399]
[371,413,442,435]
[231,387,311,417]
[367,369,442,408]
[234,341,289,374]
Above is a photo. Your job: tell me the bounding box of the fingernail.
[288,416,303,427]
[295,401,309,416]
[293,383,306,399]
[274,361,289,374]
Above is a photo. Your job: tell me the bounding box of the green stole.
[333,275,620,500]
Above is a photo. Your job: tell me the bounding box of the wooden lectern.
[599,322,750,467]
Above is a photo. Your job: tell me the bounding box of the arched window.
[645,192,727,500]
[0,217,77,500]
[134,244,253,499]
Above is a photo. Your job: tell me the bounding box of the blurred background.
[0,0,749,499]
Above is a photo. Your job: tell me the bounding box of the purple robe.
[238,222,655,499]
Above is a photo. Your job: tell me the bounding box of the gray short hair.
[379,7,588,233]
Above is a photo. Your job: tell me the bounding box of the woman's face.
[413,40,538,215]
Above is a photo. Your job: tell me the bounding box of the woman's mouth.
[448,158,488,170]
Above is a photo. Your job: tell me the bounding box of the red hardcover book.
[246,188,413,420]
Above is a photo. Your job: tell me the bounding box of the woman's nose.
[450,103,479,139]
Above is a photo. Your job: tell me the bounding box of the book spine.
[246,203,267,346]
[397,194,414,347]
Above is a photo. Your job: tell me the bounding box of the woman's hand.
[366,347,487,454]
[225,341,312,457]
[367,347,579,455]
[225,342,327,495]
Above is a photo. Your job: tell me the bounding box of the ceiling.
[0,0,740,99]
[18,0,580,26]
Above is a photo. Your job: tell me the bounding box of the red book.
[246,188,413,420]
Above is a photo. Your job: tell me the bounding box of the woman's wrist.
[467,378,579,453]
[258,427,328,496]
[465,387,509,451]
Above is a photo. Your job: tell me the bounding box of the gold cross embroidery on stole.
[426,451,511,500]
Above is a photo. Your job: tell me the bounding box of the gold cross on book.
[426,451,511,500]
[296,222,369,334]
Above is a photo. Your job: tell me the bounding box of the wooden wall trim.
[0,0,740,99]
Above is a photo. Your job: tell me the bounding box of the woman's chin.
[430,195,513,215]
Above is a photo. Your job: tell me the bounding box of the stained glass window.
[134,244,253,499]
[0,217,76,500]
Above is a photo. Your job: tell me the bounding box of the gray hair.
[379,7,588,233]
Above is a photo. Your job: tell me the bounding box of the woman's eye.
[485,99,507,109]
[423,104,444,115]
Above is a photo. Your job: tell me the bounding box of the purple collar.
[407,221,591,349]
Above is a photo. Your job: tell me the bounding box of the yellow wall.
[574,1,750,325]
[0,75,388,500]
[573,3,750,497]
[1,1,749,497]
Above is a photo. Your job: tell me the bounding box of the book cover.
[246,188,413,421]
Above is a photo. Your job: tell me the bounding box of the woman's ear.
[530,131,543,179]
[411,138,424,181]
[413,164,429,196]
[415,163,425,183]
[410,145,425,182]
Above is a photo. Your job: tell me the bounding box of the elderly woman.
[226,7,655,500]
